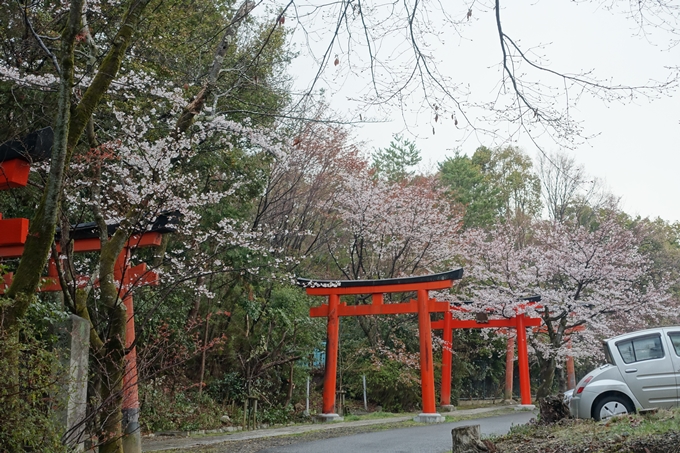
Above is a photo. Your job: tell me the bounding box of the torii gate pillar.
[116,251,142,453]
[415,289,440,421]
[566,338,576,390]
[515,314,534,408]
[321,294,341,420]
[439,304,454,411]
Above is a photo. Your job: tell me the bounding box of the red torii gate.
[431,297,542,408]
[297,268,541,423]
[298,270,463,422]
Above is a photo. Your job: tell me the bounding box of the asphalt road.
[258,411,536,453]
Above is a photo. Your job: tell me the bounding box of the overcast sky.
[285,1,680,222]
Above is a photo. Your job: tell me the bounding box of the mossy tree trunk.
[0,0,84,432]
[3,0,83,324]
[4,0,152,326]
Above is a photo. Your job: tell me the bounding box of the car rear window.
[668,332,680,356]
[616,334,664,364]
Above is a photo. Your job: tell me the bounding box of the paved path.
[142,406,534,452]
[259,411,536,453]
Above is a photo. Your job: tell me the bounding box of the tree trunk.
[175,0,256,133]
[98,304,127,453]
[452,425,495,453]
[96,227,132,453]
[536,357,556,399]
[4,0,83,317]
[187,275,206,325]
[198,311,210,395]
[0,0,83,436]
[284,363,294,407]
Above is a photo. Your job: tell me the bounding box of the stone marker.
[56,314,90,452]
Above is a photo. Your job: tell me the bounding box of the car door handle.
[625,368,638,373]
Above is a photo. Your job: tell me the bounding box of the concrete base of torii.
[413,413,445,423]
[515,404,537,411]
[315,413,344,422]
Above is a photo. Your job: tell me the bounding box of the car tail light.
[575,376,593,395]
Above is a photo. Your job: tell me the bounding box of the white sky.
[285,1,680,222]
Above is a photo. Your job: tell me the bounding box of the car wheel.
[593,395,633,421]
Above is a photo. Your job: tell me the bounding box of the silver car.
[569,326,680,421]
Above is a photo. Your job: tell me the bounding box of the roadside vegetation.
[494,408,680,453]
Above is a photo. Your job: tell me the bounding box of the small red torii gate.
[298,269,541,422]
[1,226,164,453]
[431,296,542,408]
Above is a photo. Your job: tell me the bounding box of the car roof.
[606,326,680,343]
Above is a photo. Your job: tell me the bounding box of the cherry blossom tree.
[252,106,364,271]
[329,173,461,281]
[324,166,464,347]
[460,212,676,398]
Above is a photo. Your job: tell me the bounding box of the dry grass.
[494,408,680,453]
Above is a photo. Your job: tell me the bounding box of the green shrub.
[345,356,422,412]
[207,372,247,404]
[0,315,68,453]
[139,381,229,432]
[259,404,295,425]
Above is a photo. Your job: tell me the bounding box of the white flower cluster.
[299,280,341,288]
[0,63,58,89]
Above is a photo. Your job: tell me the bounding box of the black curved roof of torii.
[296,268,464,288]
[55,210,182,240]
[0,127,53,163]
